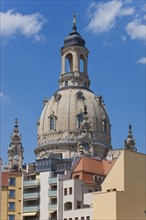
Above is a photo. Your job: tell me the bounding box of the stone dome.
[35,87,111,159]
[34,17,112,159]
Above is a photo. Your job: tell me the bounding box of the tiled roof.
[72,156,117,184]
[102,159,117,175]
[73,157,103,175]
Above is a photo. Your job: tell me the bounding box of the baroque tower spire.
[124,125,137,151]
[8,119,24,171]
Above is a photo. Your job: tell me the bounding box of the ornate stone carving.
[124,125,137,151]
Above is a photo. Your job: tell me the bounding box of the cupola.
[59,15,90,90]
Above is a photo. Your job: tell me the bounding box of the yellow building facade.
[93,150,146,220]
[1,171,22,220]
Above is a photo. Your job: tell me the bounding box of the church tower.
[8,119,24,171]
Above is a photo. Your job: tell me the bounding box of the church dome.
[34,16,112,159]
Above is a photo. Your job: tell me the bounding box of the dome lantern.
[59,15,90,90]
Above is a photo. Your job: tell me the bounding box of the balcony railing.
[48,178,57,184]
[23,192,40,200]
[23,205,39,212]
[23,179,40,187]
[48,204,57,211]
[48,190,57,197]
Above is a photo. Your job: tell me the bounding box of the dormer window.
[54,93,61,102]
[76,91,84,100]
[49,112,57,131]
[77,113,83,128]
[50,117,55,130]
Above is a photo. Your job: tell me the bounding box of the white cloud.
[0,9,46,41]
[0,92,9,101]
[137,57,146,64]
[126,19,146,40]
[86,0,134,34]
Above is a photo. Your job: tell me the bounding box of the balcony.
[48,178,57,184]
[23,192,40,200]
[24,179,40,188]
[48,190,57,197]
[23,205,39,212]
[48,204,57,211]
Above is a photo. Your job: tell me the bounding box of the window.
[64,202,72,211]
[8,202,15,211]
[50,117,55,130]
[77,114,83,128]
[79,55,85,73]
[65,53,73,73]
[75,218,78,220]
[9,190,15,198]
[64,188,67,196]
[9,178,15,186]
[102,115,107,133]
[65,81,68,87]
[69,187,72,195]
[69,218,72,220]
[8,215,15,220]
[77,201,81,209]
[76,91,83,100]
[74,175,79,179]
[81,217,84,220]
[86,217,90,220]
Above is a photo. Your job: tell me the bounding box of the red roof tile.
[72,156,117,184]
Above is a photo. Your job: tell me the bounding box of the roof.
[72,156,117,184]
[102,159,117,176]
[73,157,103,175]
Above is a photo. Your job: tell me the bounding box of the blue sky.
[1,0,145,164]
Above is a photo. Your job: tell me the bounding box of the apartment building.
[1,171,23,220]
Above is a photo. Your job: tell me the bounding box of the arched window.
[102,115,107,133]
[77,114,83,128]
[79,55,85,73]
[64,202,72,211]
[65,53,73,73]
[50,117,55,130]
[65,81,68,87]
